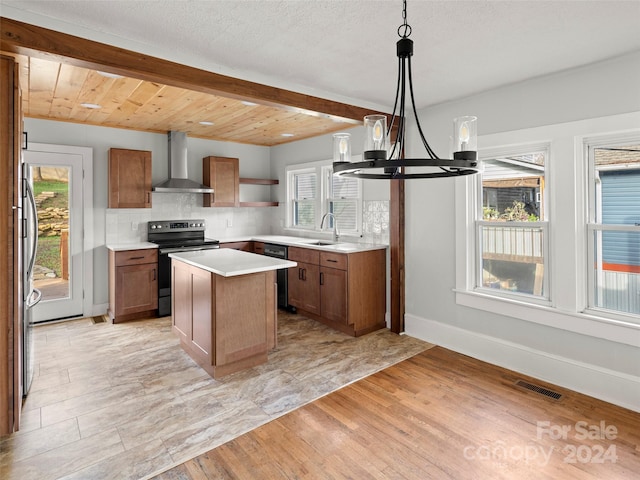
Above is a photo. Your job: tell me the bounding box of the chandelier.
[333,0,480,179]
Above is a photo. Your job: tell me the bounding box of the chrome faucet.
[320,213,340,242]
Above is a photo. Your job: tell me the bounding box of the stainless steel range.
[147,219,219,316]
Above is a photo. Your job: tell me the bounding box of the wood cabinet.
[172,258,277,378]
[253,242,265,254]
[287,246,386,336]
[108,148,152,208]
[108,248,158,323]
[203,156,239,207]
[289,260,321,315]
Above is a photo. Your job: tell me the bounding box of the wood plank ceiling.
[4,53,359,147]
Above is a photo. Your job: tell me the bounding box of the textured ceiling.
[2,0,640,113]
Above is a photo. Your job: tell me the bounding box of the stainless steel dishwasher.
[263,243,291,310]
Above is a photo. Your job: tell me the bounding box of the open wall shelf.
[239,178,279,207]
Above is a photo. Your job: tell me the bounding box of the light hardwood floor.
[154,347,640,479]
[0,312,430,480]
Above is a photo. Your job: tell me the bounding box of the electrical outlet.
[227,218,233,228]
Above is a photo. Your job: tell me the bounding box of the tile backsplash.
[106,194,389,246]
[105,192,273,244]
[362,200,390,245]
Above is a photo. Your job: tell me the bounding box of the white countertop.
[107,235,387,254]
[106,242,158,251]
[169,249,297,277]
[249,235,387,253]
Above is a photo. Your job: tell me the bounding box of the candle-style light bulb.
[373,119,384,150]
[459,121,470,150]
[339,137,348,162]
[333,132,351,163]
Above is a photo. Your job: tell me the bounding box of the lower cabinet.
[108,248,158,323]
[319,265,347,324]
[172,258,277,378]
[287,246,386,336]
[288,261,320,315]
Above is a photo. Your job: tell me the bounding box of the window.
[455,114,640,342]
[476,146,549,300]
[324,166,361,232]
[587,141,640,316]
[290,169,316,229]
[287,160,362,235]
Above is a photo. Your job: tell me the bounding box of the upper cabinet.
[203,156,239,207]
[108,148,152,208]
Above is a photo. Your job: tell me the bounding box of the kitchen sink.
[302,240,339,246]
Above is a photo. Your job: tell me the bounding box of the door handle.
[298,267,302,280]
[302,268,306,281]
[153,268,156,281]
[320,272,324,285]
[130,256,145,260]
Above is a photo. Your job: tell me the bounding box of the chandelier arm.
[387,57,404,160]
[396,60,407,161]
[406,55,440,160]
[387,56,403,138]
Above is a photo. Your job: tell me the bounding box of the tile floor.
[0,312,431,480]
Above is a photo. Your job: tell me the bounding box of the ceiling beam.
[1,17,384,124]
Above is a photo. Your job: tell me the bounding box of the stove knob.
[150,225,156,229]
[190,223,196,227]
[156,225,162,229]
[199,222,204,227]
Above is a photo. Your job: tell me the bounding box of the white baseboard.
[405,313,640,413]
[92,303,109,317]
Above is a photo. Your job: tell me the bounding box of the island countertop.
[169,248,296,277]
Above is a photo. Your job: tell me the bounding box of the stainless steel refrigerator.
[21,161,42,397]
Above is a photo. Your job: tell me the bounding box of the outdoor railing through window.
[478,221,548,297]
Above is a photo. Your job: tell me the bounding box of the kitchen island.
[169,249,296,378]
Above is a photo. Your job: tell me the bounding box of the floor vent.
[91,316,107,324]
[515,380,563,400]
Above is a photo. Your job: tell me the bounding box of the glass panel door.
[25,150,84,322]
[31,164,71,301]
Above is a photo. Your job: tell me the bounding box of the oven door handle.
[159,245,220,254]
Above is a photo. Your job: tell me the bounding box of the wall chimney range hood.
[153,131,214,194]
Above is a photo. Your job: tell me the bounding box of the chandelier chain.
[398,0,412,38]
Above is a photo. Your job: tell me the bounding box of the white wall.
[24,119,273,308]
[403,51,640,410]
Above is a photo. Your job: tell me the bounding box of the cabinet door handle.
[302,268,306,281]
[153,269,156,281]
[326,259,338,263]
[298,268,302,280]
[320,272,324,285]
[129,256,145,260]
